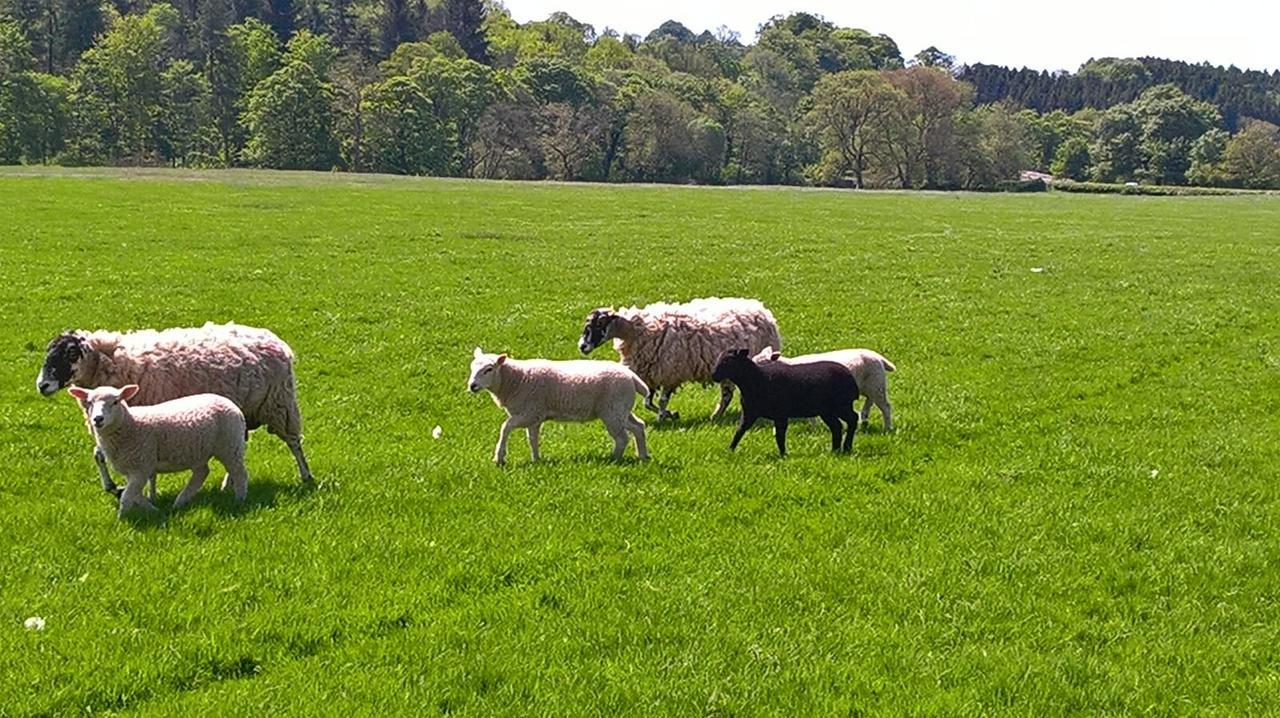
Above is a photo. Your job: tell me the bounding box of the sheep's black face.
[711,348,752,383]
[578,309,614,355]
[37,333,85,396]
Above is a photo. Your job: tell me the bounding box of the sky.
[501,0,1279,73]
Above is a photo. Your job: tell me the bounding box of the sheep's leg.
[283,436,314,483]
[773,418,789,457]
[94,446,121,497]
[656,387,677,421]
[860,397,873,426]
[711,382,735,420]
[628,414,649,460]
[223,454,249,503]
[821,415,843,452]
[173,463,210,509]
[606,420,630,460]
[729,414,758,451]
[841,406,859,452]
[527,423,542,463]
[644,386,661,414]
[494,417,517,465]
[148,473,157,503]
[117,473,157,517]
[878,398,893,431]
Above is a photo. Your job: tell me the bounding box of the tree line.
[1,1,1278,189]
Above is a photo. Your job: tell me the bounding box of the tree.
[804,70,899,187]
[377,0,426,57]
[1131,84,1220,184]
[242,59,338,169]
[879,66,972,188]
[537,101,606,180]
[1050,136,1091,180]
[913,46,954,71]
[1224,120,1280,189]
[207,18,280,164]
[439,0,488,64]
[361,73,446,174]
[1090,105,1141,182]
[155,59,210,165]
[65,4,180,164]
[471,99,541,179]
[407,54,498,175]
[1186,128,1229,186]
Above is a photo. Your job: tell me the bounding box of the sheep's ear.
[496,354,507,365]
[120,385,140,401]
[473,346,483,358]
[733,348,749,358]
[67,387,89,401]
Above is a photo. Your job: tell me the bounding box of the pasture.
[2,167,1279,715]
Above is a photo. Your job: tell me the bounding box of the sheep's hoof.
[105,485,123,498]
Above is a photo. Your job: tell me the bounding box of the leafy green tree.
[242,59,338,169]
[1186,128,1229,186]
[66,4,179,163]
[155,59,210,165]
[1050,135,1091,180]
[1224,120,1280,189]
[361,73,446,174]
[1131,84,1219,184]
[207,17,280,164]
[439,0,488,64]
[805,69,899,187]
[0,20,34,162]
[537,100,606,180]
[621,87,722,182]
[1090,104,1141,182]
[283,28,336,75]
[913,46,954,70]
[408,54,498,175]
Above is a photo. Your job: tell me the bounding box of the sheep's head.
[37,333,88,397]
[578,309,619,354]
[752,346,783,364]
[711,348,753,383]
[67,384,139,432]
[468,347,506,393]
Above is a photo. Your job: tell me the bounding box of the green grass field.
[2,167,1279,715]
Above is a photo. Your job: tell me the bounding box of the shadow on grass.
[120,477,317,530]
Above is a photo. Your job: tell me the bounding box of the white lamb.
[753,346,896,430]
[577,297,782,421]
[67,385,249,517]
[468,347,650,465]
[36,322,310,495]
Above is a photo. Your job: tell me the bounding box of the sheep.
[36,322,311,495]
[753,346,896,430]
[468,347,650,465]
[710,348,860,456]
[67,385,249,516]
[577,297,782,422]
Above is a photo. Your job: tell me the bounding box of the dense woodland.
[1,0,1278,189]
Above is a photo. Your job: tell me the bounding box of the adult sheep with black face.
[36,322,312,494]
[577,297,782,421]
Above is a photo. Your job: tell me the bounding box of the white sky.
[501,0,1279,73]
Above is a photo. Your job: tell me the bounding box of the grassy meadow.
[2,167,1279,715]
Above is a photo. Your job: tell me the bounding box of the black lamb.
[710,348,860,456]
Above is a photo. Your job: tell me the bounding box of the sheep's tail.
[632,374,651,400]
[881,356,896,373]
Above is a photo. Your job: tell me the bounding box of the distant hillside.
[959,58,1280,129]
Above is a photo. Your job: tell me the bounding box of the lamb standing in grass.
[36,322,311,494]
[577,297,782,421]
[468,347,650,465]
[753,346,896,430]
[68,385,249,517]
[711,348,860,456]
